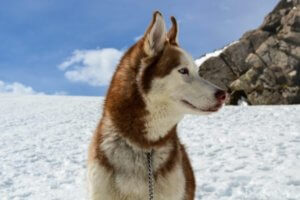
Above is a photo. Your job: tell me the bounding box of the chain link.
[146,150,154,200]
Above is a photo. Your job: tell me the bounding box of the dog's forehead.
[141,45,195,94]
[176,47,195,67]
[163,45,194,67]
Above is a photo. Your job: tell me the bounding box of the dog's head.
[136,11,226,115]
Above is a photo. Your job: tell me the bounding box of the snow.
[194,49,223,67]
[238,97,249,106]
[195,41,238,67]
[1,94,300,200]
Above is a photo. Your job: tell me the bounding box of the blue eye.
[178,68,189,75]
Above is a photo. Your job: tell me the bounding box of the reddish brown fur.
[142,45,181,93]
[103,41,180,149]
[167,16,179,46]
[181,144,196,200]
[88,121,113,170]
[154,126,179,178]
[89,12,196,199]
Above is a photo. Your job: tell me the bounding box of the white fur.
[88,117,185,200]
[144,96,183,141]
[88,163,115,199]
[144,46,221,117]
[141,46,222,141]
[175,48,221,113]
[88,160,185,200]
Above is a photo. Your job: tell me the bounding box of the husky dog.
[88,11,226,200]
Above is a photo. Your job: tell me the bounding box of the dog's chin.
[180,99,223,115]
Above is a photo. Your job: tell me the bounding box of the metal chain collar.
[146,150,154,200]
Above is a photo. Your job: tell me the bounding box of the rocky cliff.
[198,0,300,105]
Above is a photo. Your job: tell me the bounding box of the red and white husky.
[88,11,226,200]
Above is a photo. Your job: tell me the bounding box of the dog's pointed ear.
[143,11,167,56]
[167,16,179,45]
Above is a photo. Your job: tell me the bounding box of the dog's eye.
[178,68,189,75]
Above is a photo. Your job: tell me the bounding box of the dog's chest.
[101,135,185,199]
[110,145,149,198]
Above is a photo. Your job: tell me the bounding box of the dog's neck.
[143,98,183,142]
[103,94,182,150]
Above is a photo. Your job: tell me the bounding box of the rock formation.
[198,0,300,105]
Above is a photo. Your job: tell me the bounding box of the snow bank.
[195,41,238,67]
[0,94,299,199]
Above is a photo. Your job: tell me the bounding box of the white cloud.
[58,48,124,86]
[0,80,44,95]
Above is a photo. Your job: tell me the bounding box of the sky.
[0,0,279,96]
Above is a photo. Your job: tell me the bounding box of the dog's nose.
[215,90,226,101]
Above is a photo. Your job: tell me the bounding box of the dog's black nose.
[215,90,226,101]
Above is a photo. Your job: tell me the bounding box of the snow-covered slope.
[1,94,300,200]
[194,41,237,67]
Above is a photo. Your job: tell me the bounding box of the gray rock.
[221,39,253,76]
[199,56,237,90]
[278,6,300,44]
[198,0,300,105]
[242,30,270,50]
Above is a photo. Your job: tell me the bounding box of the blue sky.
[0,0,278,96]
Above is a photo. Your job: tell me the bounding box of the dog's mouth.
[181,99,223,113]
